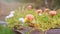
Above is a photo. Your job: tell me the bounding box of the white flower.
[9,13,14,17]
[5,16,10,19]
[5,11,15,20]
[10,11,15,14]
[8,11,15,17]
[19,18,24,23]
[5,13,14,20]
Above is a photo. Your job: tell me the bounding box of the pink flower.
[26,14,34,21]
[36,9,42,14]
[27,5,32,9]
[49,10,57,16]
[44,8,50,12]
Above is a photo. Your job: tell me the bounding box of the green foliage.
[0,25,14,34]
[6,6,60,32]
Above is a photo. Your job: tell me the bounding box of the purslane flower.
[49,10,57,16]
[36,9,42,14]
[19,18,24,24]
[26,14,34,21]
[5,11,15,19]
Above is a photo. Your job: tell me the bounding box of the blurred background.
[0,0,60,21]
